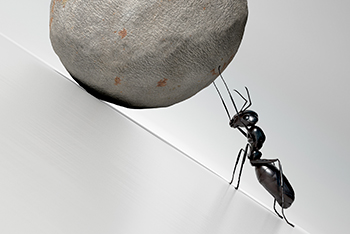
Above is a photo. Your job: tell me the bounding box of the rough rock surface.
[50,0,248,108]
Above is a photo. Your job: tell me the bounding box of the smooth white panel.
[0,35,308,234]
[2,1,350,233]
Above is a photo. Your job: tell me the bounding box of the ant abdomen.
[255,164,295,209]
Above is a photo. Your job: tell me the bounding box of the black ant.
[213,66,295,227]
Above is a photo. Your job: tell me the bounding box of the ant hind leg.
[273,199,283,219]
[276,159,295,227]
[281,205,294,227]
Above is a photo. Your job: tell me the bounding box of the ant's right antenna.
[217,66,239,114]
[234,87,252,112]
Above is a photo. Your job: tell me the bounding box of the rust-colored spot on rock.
[114,77,121,85]
[210,68,218,76]
[118,28,127,39]
[49,17,54,31]
[50,0,69,30]
[49,0,57,30]
[157,78,168,87]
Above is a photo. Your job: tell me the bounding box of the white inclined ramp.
[0,35,308,234]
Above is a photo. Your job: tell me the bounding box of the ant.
[213,66,295,227]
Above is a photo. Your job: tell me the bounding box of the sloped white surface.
[3,1,350,233]
[0,35,308,234]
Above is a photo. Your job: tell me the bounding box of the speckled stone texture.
[50,0,248,108]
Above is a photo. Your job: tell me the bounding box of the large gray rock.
[50,0,248,108]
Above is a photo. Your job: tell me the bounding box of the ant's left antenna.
[213,81,231,120]
[217,66,239,114]
[213,66,242,120]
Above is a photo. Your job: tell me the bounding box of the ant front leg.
[230,143,249,189]
[229,148,243,185]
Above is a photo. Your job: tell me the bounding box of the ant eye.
[244,115,249,120]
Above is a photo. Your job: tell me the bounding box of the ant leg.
[282,207,294,227]
[234,144,249,190]
[276,159,295,227]
[229,148,243,185]
[273,199,283,219]
[257,158,294,227]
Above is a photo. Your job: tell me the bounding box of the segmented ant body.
[213,67,295,227]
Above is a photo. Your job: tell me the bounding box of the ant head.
[230,110,258,128]
[213,66,257,129]
[229,87,257,128]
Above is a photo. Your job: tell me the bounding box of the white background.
[1,1,349,233]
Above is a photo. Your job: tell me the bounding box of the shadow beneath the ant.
[200,182,296,234]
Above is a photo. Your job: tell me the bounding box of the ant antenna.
[217,66,239,114]
[234,87,252,112]
[213,81,231,120]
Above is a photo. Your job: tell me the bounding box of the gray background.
[1,1,349,233]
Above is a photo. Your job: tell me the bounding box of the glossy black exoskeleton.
[213,66,295,227]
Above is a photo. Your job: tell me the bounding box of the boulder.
[50,0,248,108]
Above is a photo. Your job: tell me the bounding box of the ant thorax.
[247,125,265,151]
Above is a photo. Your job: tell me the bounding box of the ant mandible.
[213,66,295,227]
